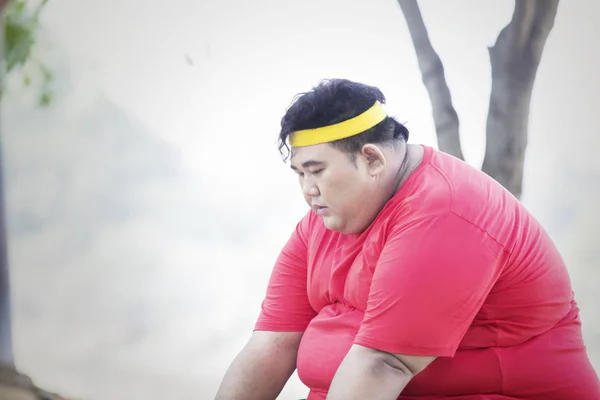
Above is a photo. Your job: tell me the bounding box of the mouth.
[313,205,329,215]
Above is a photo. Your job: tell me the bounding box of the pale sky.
[2,1,599,399]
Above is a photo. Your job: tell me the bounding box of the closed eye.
[310,169,324,176]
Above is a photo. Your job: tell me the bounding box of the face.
[290,143,389,234]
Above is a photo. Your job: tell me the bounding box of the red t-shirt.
[254,145,600,399]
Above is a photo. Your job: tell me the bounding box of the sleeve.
[354,212,506,357]
[254,212,317,332]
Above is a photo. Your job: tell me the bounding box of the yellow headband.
[289,101,388,147]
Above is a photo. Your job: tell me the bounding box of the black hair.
[278,79,409,162]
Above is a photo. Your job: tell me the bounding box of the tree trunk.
[398,0,559,200]
[481,0,559,199]
[397,0,464,161]
[0,0,15,368]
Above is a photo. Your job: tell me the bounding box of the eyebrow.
[290,160,325,171]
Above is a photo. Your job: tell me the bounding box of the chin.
[326,218,370,235]
[323,217,356,235]
[322,217,342,232]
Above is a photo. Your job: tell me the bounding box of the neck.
[388,143,412,197]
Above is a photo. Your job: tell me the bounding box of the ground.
[0,366,75,400]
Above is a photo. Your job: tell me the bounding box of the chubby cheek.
[322,178,357,210]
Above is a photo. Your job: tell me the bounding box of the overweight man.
[214,79,600,399]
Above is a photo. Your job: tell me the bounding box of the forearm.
[326,346,412,400]
[214,332,300,400]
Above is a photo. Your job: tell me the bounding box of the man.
[214,79,600,399]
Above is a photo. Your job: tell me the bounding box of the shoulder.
[401,147,524,244]
[380,154,512,255]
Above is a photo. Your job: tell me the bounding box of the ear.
[360,144,386,176]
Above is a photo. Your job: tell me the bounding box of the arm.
[214,330,303,400]
[216,213,316,399]
[326,345,434,399]
[327,345,435,400]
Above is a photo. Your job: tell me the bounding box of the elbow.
[381,354,417,378]
[349,345,415,379]
[351,344,435,377]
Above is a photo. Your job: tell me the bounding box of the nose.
[301,176,320,197]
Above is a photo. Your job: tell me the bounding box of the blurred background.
[1,0,598,399]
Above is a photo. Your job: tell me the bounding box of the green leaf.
[2,0,53,105]
[3,0,38,72]
[38,90,51,106]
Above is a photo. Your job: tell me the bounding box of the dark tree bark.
[397,0,464,161]
[482,0,559,199]
[398,0,559,199]
[0,0,15,368]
